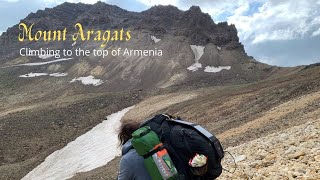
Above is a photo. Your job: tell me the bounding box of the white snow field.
[70,76,104,86]
[150,35,161,43]
[22,106,134,180]
[187,45,205,72]
[19,72,68,78]
[204,66,231,73]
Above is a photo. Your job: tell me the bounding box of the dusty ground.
[71,66,320,179]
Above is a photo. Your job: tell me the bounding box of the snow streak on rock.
[19,72,67,78]
[151,35,161,43]
[187,45,205,72]
[204,66,231,73]
[19,73,48,77]
[49,73,68,77]
[70,76,103,86]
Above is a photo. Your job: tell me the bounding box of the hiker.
[131,114,224,180]
[117,121,152,180]
[118,114,224,180]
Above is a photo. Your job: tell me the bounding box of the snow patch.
[49,73,68,77]
[22,106,134,180]
[19,73,48,77]
[70,76,103,86]
[204,66,231,73]
[187,45,205,72]
[190,45,205,62]
[217,46,222,51]
[19,72,68,78]
[151,35,161,43]
[187,62,202,72]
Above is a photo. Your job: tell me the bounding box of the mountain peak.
[188,5,202,12]
[142,5,182,16]
[0,3,244,55]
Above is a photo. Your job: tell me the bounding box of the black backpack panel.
[140,114,224,180]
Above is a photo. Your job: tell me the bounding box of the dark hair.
[118,121,140,146]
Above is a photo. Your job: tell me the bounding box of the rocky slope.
[219,119,320,180]
[71,65,320,179]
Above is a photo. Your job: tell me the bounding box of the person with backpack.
[117,121,152,180]
[118,114,224,180]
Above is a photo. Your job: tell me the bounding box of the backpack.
[133,114,224,180]
[131,126,179,180]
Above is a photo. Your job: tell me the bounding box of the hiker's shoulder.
[121,140,133,155]
[122,148,140,161]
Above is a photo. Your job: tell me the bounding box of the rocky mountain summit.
[0,2,242,54]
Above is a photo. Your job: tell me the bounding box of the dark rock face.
[140,5,241,48]
[0,2,243,56]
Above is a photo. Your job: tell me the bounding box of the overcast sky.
[0,0,319,67]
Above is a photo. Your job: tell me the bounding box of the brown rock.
[288,151,306,159]
[264,153,277,161]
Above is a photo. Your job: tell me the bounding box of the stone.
[287,171,295,180]
[292,171,302,177]
[261,160,275,167]
[296,169,306,174]
[234,155,246,163]
[249,160,262,168]
[288,151,306,159]
[264,153,277,161]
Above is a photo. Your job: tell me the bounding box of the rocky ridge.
[0,2,242,57]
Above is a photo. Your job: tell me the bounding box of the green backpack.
[131,126,178,180]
